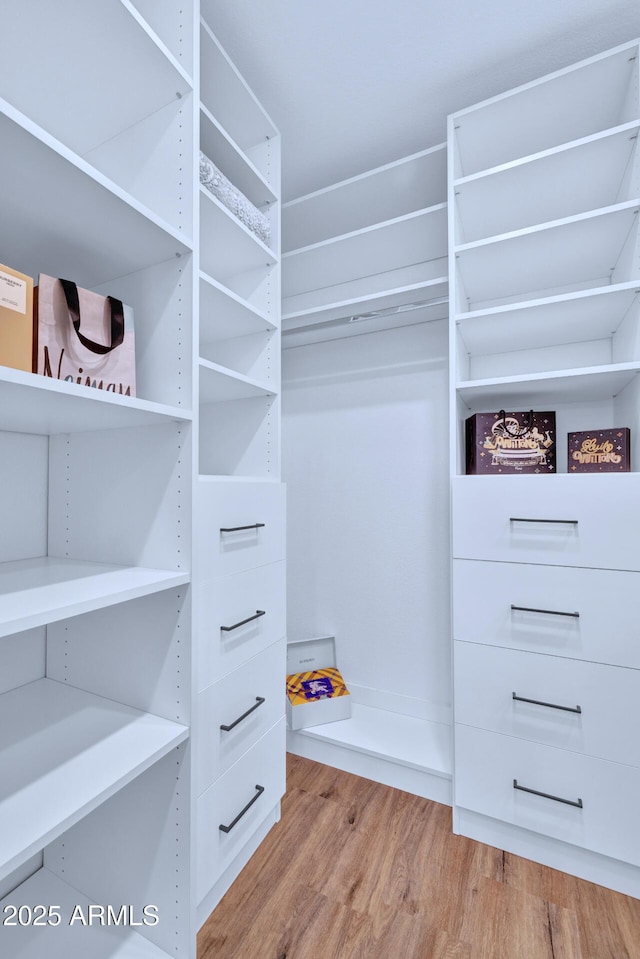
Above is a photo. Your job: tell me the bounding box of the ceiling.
[202,0,640,202]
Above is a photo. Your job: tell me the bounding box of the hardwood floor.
[198,755,640,958]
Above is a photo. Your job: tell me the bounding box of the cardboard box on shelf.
[0,263,34,374]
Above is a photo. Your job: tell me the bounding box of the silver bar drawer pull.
[220,697,266,732]
[511,604,579,619]
[219,784,265,833]
[221,610,266,632]
[512,692,582,714]
[220,523,265,533]
[510,517,578,525]
[513,779,583,808]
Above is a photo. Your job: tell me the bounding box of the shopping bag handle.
[59,278,125,355]
[498,409,534,437]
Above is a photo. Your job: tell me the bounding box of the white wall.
[282,319,450,720]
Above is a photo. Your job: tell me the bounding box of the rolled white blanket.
[200,150,271,245]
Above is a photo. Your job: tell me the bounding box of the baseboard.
[455,807,640,900]
[287,702,452,805]
[347,683,452,725]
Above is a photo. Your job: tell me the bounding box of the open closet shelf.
[0,557,189,639]
[288,704,452,800]
[200,187,277,279]
[452,41,638,177]
[456,282,640,356]
[455,200,640,305]
[199,359,276,403]
[0,103,193,289]
[282,144,447,251]
[0,0,192,159]
[282,281,450,347]
[200,272,277,341]
[457,363,640,406]
[0,368,191,434]
[283,276,449,329]
[283,204,447,298]
[0,678,188,880]
[0,868,173,959]
[199,15,278,165]
[200,105,278,210]
[453,121,640,243]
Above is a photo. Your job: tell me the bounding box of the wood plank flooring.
[198,755,640,959]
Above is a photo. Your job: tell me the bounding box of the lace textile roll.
[199,150,271,245]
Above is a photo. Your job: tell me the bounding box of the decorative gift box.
[0,262,34,374]
[286,635,351,730]
[568,428,630,473]
[466,410,556,474]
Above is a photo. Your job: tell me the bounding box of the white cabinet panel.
[455,724,640,867]
[196,718,286,901]
[453,559,640,668]
[452,474,640,570]
[454,642,640,766]
[196,638,285,794]
[196,559,285,689]
[196,480,286,577]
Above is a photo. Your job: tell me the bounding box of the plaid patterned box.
[286,667,350,707]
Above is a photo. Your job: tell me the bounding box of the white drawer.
[452,474,640,570]
[453,559,640,669]
[196,560,285,689]
[454,641,640,766]
[455,724,640,867]
[196,638,285,795]
[197,480,285,578]
[196,718,286,901]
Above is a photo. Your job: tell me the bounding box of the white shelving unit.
[282,148,452,802]
[282,145,449,348]
[449,39,640,898]
[0,3,195,957]
[195,6,286,926]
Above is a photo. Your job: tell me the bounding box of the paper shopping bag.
[34,274,136,396]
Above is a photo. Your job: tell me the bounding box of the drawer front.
[197,480,286,578]
[453,559,640,669]
[196,638,285,795]
[196,718,286,901]
[452,474,640,570]
[196,560,286,689]
[454,641,640,766]
[455,724,640,867]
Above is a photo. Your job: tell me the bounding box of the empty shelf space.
[200,273,276,341]
[0,678,188,879]
[199,359,276,403]
[0,868,173,958]
[282,144,447,250]
[283,204,448,298]
[0,367,192,435]
[0,557,189,639]
[456,283,640,357]
[455,200,640,306]
[283,277,449,329]
[452,41,639,177]
[292,703,452,779]
[200,15,278,154]
[282,278,449,347]
[0,103,192,291]
[200,105,278,209]
[453,121,640,243]
[200,187,277,280]
[457,362,640,407]
[0,0,192,160]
